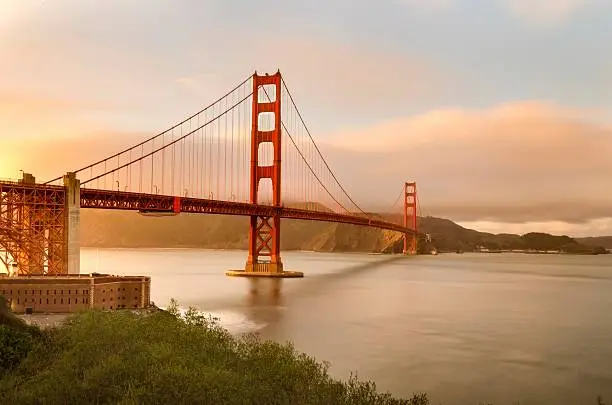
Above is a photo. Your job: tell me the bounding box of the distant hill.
[576,236,612,249]
[414,217,608,254]
[79,210,608,254]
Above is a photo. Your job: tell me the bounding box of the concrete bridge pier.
[63,172,80,275]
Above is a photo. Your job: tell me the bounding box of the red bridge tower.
[403,182,418,255]
[227,71,303,278]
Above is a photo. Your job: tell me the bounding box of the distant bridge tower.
[403,182,418,255]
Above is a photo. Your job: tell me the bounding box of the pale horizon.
[1,0,611,237]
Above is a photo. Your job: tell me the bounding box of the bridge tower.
[403,182,418,255]
[227,71,302,278]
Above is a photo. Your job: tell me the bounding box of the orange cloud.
[0,91,145,180]
[0,91,113,139]
[0,131,148,182]
[322,101,612,224]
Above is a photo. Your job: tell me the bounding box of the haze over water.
[82,248,612,404]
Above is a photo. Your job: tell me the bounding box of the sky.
[1,0,611,237]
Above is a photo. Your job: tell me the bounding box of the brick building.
[0,274,151,314]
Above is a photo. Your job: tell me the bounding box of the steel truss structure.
[0,181,66,275]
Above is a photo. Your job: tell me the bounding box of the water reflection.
[246,278,283,306]
[243,278,285,337]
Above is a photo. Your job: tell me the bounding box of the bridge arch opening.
[257,112,275,132]
[257,84,277,103]
[257,142,274,167]
[257,178,273,206]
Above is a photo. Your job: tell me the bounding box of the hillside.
[413,217,608,254]
[576,236,612,249]
[79,210,608,254]
[79,210,397,252]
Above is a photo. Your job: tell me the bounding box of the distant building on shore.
[0,274,151,314]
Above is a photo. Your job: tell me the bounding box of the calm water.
[82,249,612,404]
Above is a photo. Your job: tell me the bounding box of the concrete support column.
[89,277,95,309]
[63,172,80,275]
[140,277,146,308]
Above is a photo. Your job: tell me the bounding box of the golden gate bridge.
[0,71,419,277]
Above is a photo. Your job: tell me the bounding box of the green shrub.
[0,300,426,405]
[0,325,35,375]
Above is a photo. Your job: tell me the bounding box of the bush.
[0,300,427,405]
[0,325,35,375]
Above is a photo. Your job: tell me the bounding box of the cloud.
[321,101,612,226]
[394,0,604,26]
[0,91,116,141]
[0,91,107,116]
[500,0,601,26]
[0,91,146,180]
[184,37,448,116]
[395,0,456,12]
[0,131,149,182]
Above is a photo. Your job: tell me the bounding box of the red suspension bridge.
[0,71,419,277]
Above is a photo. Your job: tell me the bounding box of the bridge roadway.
[0,181,415,235]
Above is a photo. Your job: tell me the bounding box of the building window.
[54,299,56,304]
[102,298,105,303]
[39,290,41,295]
[32,289,34,295]
[61,290,64,295]
[47,299,49,304]
[39,298,41,304]
[61,298,63,304]
[24,290,27,295]
[68,298,70,304]
[68,290,71,294]
[17,298,19,304]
